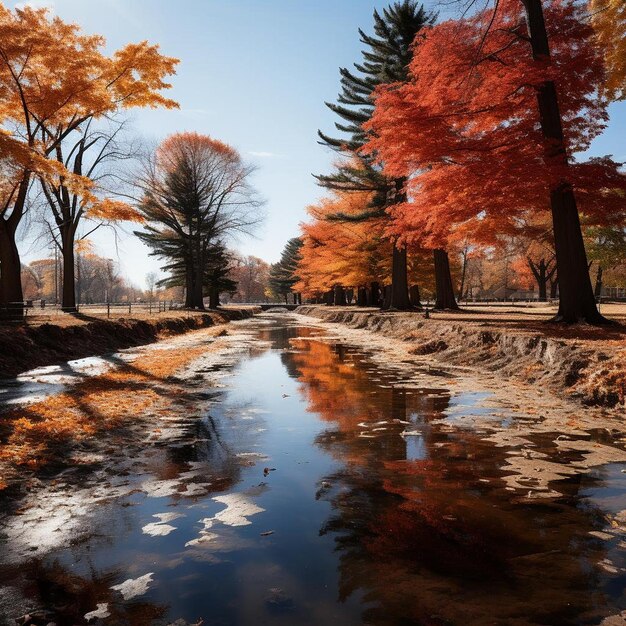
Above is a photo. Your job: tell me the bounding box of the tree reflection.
[286,335,618,626]
[1,556,167,625]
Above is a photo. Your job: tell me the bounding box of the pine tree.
[152,240,236,309]
[316,1,434,310]
[135,132,262,310]
[269,238,303,304]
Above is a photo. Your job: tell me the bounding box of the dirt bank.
[0,307,259,379]
[296,305,626,409]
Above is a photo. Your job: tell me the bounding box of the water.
[1,315,625,625]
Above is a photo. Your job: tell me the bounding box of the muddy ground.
[0,307,258,380]
[296,305,626,409]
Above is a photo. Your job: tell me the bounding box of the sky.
[12,0,626,290]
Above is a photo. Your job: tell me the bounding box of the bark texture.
[433,249,460,311]
[522,0,605,323]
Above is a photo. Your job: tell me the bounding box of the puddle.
[0,314,625,625]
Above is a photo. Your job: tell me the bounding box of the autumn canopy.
[296,0,626,322]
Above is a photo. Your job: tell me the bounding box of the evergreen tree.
[317,1,434,310]
[152,240,236,309]
[135,133,262,309]
[269,238,303,304]
[205,243,237,309]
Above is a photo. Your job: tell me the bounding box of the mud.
[0,308,258,380]
[296,305,626,409]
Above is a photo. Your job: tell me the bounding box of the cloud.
[14,0,54,11]
[248,151,283,159]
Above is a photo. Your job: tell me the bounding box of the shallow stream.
[1,313,625,625]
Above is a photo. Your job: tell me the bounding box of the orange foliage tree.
[0,4,178,313]
[367,0,626,322]
[296,190,391,305]
[590,0,626,101]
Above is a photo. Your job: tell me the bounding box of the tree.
[28,259,58,301]
[146,271,158,300]
[154,241,237,309]
[317,1,434,311]
[206,244,238,309]
[135,133,263,309]
[521,0,605,322]
[20,253,134,304]
[268,238,303,304]
[590,0,626,101]
[39,119,146,311]
[433,249,460,310]
[367,0,626,323]
[228,255,271,303]
[585,225,626,297]
[0,4,178,316]
[296,189,390,303]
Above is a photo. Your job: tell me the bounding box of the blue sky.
[13,0,626,289]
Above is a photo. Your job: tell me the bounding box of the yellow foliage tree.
[296,190,390,301]
[591,0,626,101]
[0,4,178,312]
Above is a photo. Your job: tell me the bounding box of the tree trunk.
[0,222,24,318]
[325,289,334,306]
[60,226,78,312]
[382,243,412,310]
[550,277,559,299]
[357,287,367,306]
[333,285,346,306]
[0,173,29,319]
[594,265,603,299]
[369,282,381,307]
[345,288,354,305]
[522,0,605,324]
[458,249,469,302]
[433,249,460,310]
[409,284,422,308]
[185,266,194,308]
[383,284,391,309]
[194,243,205,310]
[61,245,77,312]
[209,284,219,310]
[538,271,547,301]
[530,259,548,302]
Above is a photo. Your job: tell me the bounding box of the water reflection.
[284,333,626,626]
[0,318,624,626]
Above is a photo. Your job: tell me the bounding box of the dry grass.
[8,305,258,329]
[395,301,626,327]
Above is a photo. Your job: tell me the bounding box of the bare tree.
[38,117,137,311]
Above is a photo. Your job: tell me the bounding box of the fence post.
[107,302,110,319]
[129,302,131,315]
